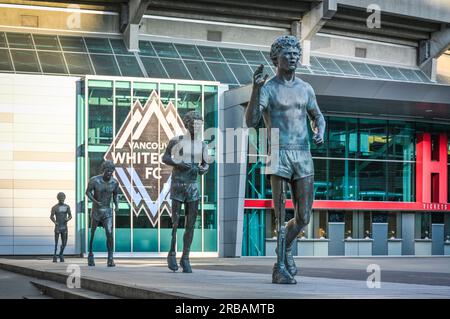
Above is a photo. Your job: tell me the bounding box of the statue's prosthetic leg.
[59,231,68,262]
[104,217,115,267]
[180,200,199,273]
[167,200,181,271]
[271,176,296,284]
[53,233,59,263]
[285,176,314,276]
[88,219,97,266]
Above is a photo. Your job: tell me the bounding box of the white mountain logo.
[104,90,185,226]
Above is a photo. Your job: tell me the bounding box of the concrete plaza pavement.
[0,257,450,299]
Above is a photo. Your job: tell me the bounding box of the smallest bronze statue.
[50,192,72,262]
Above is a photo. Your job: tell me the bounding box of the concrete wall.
[0,73,78,255]
[0,5,119,35]
[337,0,450,24]
[312,34,417,67]
[141,17,288,49]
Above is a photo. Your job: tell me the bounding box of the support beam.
[122,0,151,51]
[296,0,337,66]
[419,25,450,82]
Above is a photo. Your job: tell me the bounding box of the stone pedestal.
[414,239,432,256]
[387,238,402,255]
[372,223,388,255]
[431,224,444,255]
[297,238,329,256]
[344,239,373,256]
[265,238,276,257]
[444,242,450,256]
[328,222,345,256]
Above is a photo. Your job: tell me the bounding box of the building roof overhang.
[225,75,450,123]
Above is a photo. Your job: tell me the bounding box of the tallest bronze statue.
[246,36,326,284]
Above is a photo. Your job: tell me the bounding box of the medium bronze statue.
[162,110,209,273]
[246,35,325,284]
[50,192,72,262]
[85,160,119,267]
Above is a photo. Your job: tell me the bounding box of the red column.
[416,133,448,203]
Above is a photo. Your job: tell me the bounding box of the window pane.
[359,119,387,159]
[151,41,179,58]
[388,121,414,161]
[38,51,68,74]
[177,84,201,118]
[241,50,267,65]
[138,41,156,56]
[174,44,202,60]
[184,60,214,81]
[115,81,131,134]
[197,46,224,62]
[207,62,237,84]
[350,62,374,77]
[59,36,87,52]
[399,68,421,82]
[414,70,430,83]
[160,83,175,106]
[33,34,60,50]
[140,56,168,78]
[383,66,406,81]
[387,162,413,202]
[84,37,112,54]
[10,50,40,72]
[6,33,34,49]
[229,64,253,84]
[133,82,158,104]
[358,161,386,201]
[0,49,13,71]
[115,55,143,77]
[219,48,246,63]
[90,54,121,76]
[333,59,359,76]
[329,160,357,200]
[314,159,327,200]
[329,117,358,158]
[64,53,94,75]
[367,64,391,79]
[309,56,328,75]
[88,81,113,145]
[316,57,343,74]
[109,39,131,55]
[160,58,191,79]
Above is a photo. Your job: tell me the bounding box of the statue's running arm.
[245,64,269,128]
[66,205,72,222]
[113,181,119,212]
[50,206,57,224]
[85,178,99,205]
[306,84,325,145]
[199,142,209,175]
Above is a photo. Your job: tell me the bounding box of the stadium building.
[0,0,450,257]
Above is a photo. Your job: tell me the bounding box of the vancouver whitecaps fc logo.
[104,90,185,226]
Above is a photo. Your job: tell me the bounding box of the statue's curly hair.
[101,160,115,172]
[57,192,66,199]
[182,110,203,129]
[269,35,301,66]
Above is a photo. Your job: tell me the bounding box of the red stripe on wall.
[244,199,450,212]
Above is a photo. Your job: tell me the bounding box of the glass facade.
[246,117,421,202]
[0,32,432,87]
[81,77,219,255]
[243,117,450,255]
